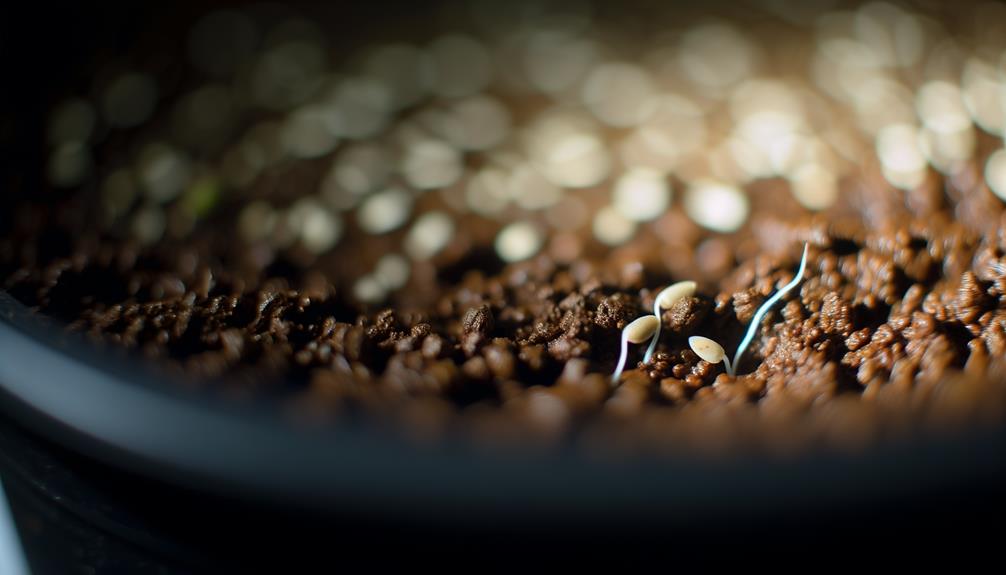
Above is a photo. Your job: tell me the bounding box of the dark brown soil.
[4,189,1006,456]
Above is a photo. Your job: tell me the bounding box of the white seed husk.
[624,315,660,344]
[689,335,725,363]
[656,280,697,310]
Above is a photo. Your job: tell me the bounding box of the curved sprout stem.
[611,334,630,383]
[731,243,809,375]
[642,299,662,364]
[722,355,734,377]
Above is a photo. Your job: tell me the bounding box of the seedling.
[643,280,697,363]
[618,243,809,381]
[730,242,809,374]
[685,243,809,377]
[688,335,732,375]
[612,315,660,383]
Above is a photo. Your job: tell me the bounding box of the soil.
[4,189,1006,455]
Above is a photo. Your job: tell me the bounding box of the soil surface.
[5,190,1006,455]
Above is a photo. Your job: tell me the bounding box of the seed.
[643,280,698,363]
[612,314,660,383]
[688,335,725,363]
[656,281,697,310]
[624,315,660,344]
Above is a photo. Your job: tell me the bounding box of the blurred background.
[5,0,1006,301]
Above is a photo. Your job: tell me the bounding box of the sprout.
[688,335,732,375]
[612,315,660,383]
[731,242,809,375]
[643,280,697,363]
[685,244,809,378]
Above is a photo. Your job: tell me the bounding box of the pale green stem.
[731,243,809,375]
[642,299,661,364]
[611,334,630,383]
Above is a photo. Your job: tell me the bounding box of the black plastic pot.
[2,289,1006,567]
